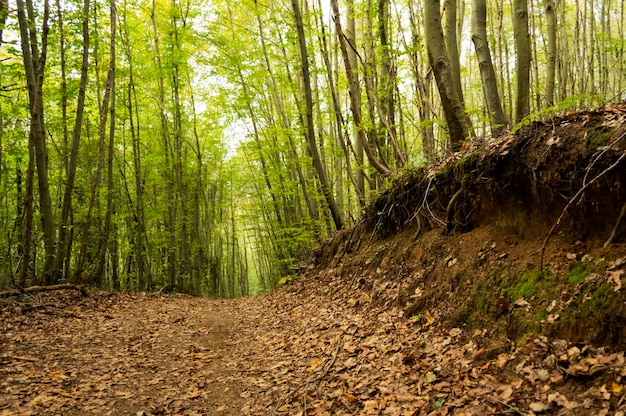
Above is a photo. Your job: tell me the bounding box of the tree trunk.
[331,0,391,176]
[424,0,470,151]
[16,0,57,284]
[471,0,507,135]
[513,0,531,123]
[292,0,343,230]
[443,0,465,105]
[54,0,90,283]
[346,0,366,202]
[544,0,556,106]
[19,139,35,286]
[314,0,365,206]
[94,0,116,286]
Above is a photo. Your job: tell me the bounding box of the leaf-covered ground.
[2,283,625,415]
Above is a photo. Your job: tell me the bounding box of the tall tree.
[424,0,470,151]
[544,0,557,106]
[513,0,531,122]
[471,0,507,135]
[16,0,57,283]
[292,0,343,230]
[54,0,91,283]
[331,0,391,176]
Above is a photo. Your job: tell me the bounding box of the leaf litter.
[2,276,624,416]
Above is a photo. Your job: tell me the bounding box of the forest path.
[2,287,626,415]
[1,292,247,415]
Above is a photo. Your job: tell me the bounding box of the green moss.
[565,261,592,285]
[535,308,549,322]
[586,126,611,148]
[565,284,615,320]
[508,267,558,302]
[509,269,542,299]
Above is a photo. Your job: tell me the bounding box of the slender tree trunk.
[94,0,116,286]
[513,0,531,123]
[471,0,507,135]
[55,0,68,205]
[170,1,189,291]
[346,0,366,202]
[331,0,391,176]
[424,0,470,151]
[292,0,343,230]
[150,0,177,289]
[377,0,405,167]
[254,0,319,225]
[19,140,35,286]
[16,0,56,284]
[314,0,364,206]
[405,0,436,160]
[54,0,90,283]
[443,0,465,105]
[544,0,556,106]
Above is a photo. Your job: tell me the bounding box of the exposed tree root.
[540,150,626,275]
[604,201,626,248]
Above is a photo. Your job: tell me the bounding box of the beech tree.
[424,0,471,150]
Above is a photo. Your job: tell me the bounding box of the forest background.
[0,0,624,297]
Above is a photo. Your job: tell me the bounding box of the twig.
[484,394,531,415]
[9,355,39,362]
[555,398,595,415]
[540,150,626,275]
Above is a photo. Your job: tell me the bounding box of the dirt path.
[2,288,626,415]
[1,293,246,415]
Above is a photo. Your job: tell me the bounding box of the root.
[443,187,463,235]
[604,201,626,248]
[540,150,626,275]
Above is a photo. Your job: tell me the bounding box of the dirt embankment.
[305,103,626,350]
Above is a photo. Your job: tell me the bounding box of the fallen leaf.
[607,270,623,291]
[529,402,551,412]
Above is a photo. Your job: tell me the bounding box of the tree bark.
[94,0,116,286]
[331,0,391,176]
[513,0,531,123]
[314,0,365,206]
[544,0,557,106]
[471,0,507,135]
[424,0,470,151]
[16,0,57,284]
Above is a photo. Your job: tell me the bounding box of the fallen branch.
[540,150,626,275]
[0,283,88,299]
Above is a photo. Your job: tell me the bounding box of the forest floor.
[1,267,625,416]
[3,104,626,415]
